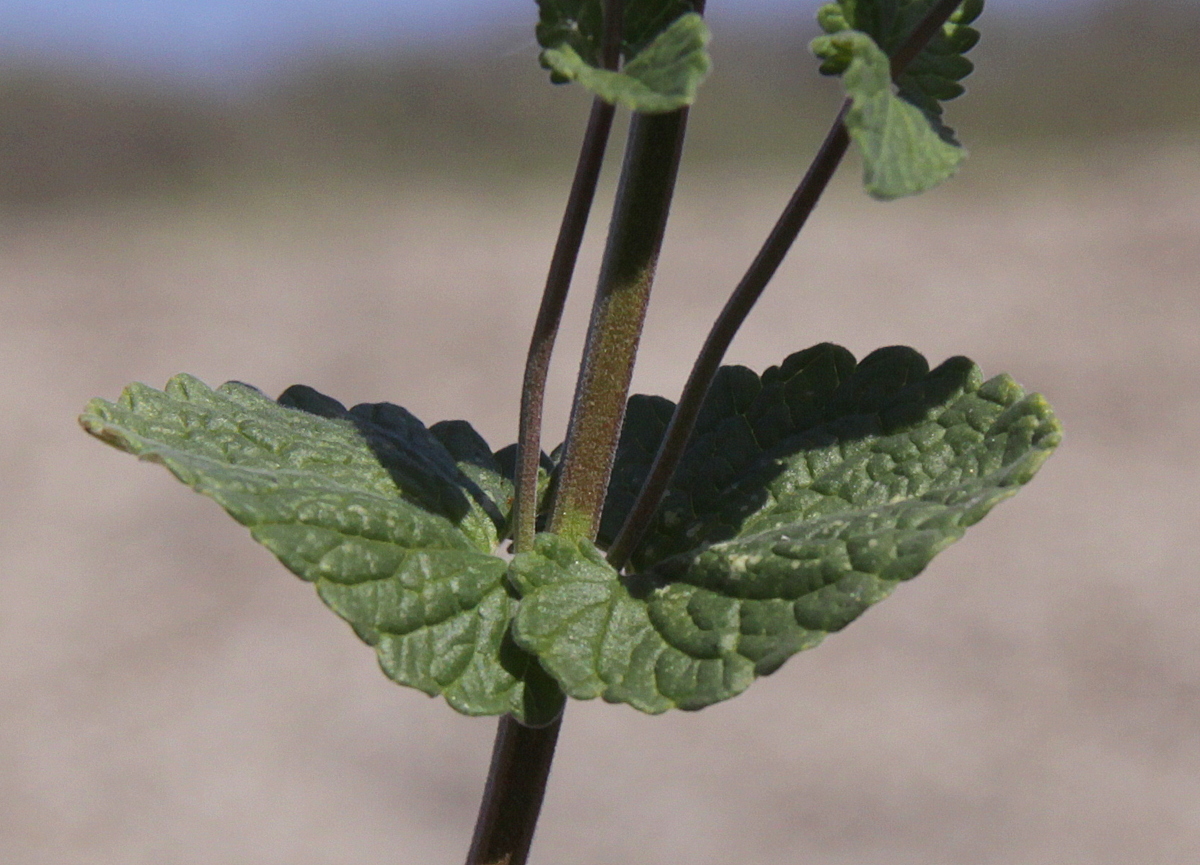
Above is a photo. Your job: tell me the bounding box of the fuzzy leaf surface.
[540,11,711,112]
[823,31,966,198]
[515,344,1060,712]
[80,376,562,724]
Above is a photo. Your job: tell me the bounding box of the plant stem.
[549,106,690,540]
[512,0,626,555]
[606,0,969,569]
[466,7,626,865]
[464,713,564,865]
[469,102,688,865]
[512,96,617,554]
[605,103,849,568]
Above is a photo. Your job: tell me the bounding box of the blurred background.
[2,1,1198,863]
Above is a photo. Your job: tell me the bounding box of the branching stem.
[466,7,626,865]
[512,96,617,554]
[607,0,967,569]
[511,0,626,555]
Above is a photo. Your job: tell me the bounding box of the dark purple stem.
[607,0,968,569]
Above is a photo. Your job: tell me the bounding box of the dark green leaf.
[80,375,562,724]
[515,345,1061,712]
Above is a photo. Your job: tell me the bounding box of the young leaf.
[538,7,711,113]
[813,0,982,138]
[79,376,563,725]
[820,30,966,199]
[513,345,1060,712]
[537,0,697,68]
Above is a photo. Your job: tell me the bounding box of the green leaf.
[536,0,697,68]
[821,30,967,199]
[515,345,1061,712]
[813,0,982,138]
[80,375,563,724]
[540,12,711,113]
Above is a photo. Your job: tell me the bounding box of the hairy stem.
[512,0,626,555]
[607,0,968,569]
[512,96,617,554]
[467,6,624,865]
[549,106,690,540]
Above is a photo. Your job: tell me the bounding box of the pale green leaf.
[80,375,563,724]
[827,30,966,199]
[813,0,983,137]
[540,12,711,112]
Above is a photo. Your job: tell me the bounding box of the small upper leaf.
[813,0,982,138]
[835,31,967,198]
[512,345,1061,712]
[537,1,711,112]
[80,376,563,724]
[537,0,697,67]
[812,1,982,198]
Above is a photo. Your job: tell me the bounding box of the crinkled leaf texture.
[512,344,1060,713]
[79,376,564,725]
[812,1,983,198]
[537,5,711,112]
[81,343,1059,717]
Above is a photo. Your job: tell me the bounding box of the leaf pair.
[81,344,1060,723]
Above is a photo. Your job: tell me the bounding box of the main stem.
[549,107,690,539]
[466,106,690,865]
[464,713,564,865]
[467,1,699,861]
[467,93,692,865]
[511,0,625,555]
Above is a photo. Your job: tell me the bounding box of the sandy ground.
[2,139,1198,864]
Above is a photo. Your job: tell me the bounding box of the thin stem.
[549,106,690,540]
[512,97,616,553]
[607,0,968,569]
[512,0,626,555]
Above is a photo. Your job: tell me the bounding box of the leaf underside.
[811,0,983,198]
[82,342,1059,716]
[536,1,711,112]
